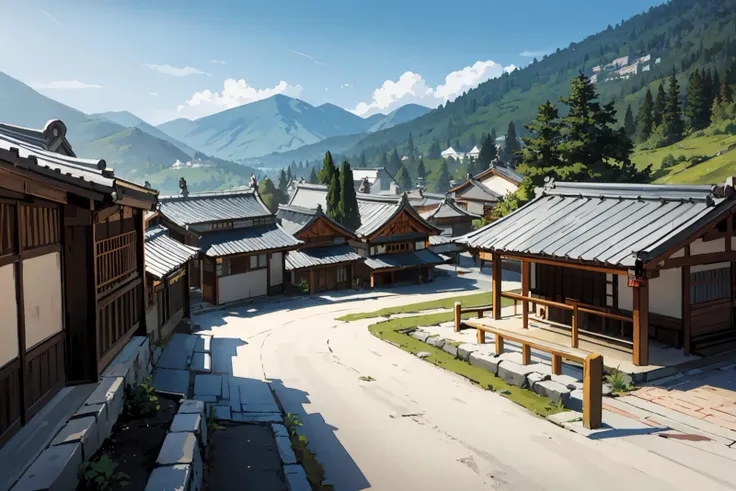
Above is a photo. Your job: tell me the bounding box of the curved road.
[195,282,736,491]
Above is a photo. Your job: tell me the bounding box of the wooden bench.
[454,302,604,429]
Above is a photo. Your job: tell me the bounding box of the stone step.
[190,352,212,373]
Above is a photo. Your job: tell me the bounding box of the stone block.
[550,373,582,388]
[179,399,206,417]
[239,381,279,413]
[101,363,133,388]
[135,338,152,383]
[157,333,198,370]
[566,389,584,412]
[170,413,207,447]
[275,435,297,464]
[411,330,429,343]
[221,377,230,401]
[442,343,459,357]
[50,416,99,461]
[153,368,190,396]
[213,406,231,421]
[85,377,124,429]
[73,403,110,443]
[272,423,289,438]
[193,374,222,397]
[190,352,212,373]
[153,346,163,366]
[457,344,478,361]
[145,464,191,491]
[229,386,241,413]
[468,352,500,375]
[497,361,537,388]
[194,395,218,403]
[532,380,571,403]
[157,432,198,466]
[547,411,582,427]
[427,337,445,349]
[194,335,212,353]
[231,412,282,423]
[12,443,82,491]
[526,372,550,388]
[284,464,311,491]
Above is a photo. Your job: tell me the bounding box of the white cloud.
[520,49,548,58]
[291,50,326,66]
[211,59,227,64]
[149,92,159,96]
[352,60,514,117]
[341,83,353,88]
[143,64,210,77]
[41,10,61,25]
[31,80,102,90]
[176,78,303,119]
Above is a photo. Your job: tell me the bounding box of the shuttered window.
[691,267,731,305]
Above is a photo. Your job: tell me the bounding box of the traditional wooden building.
[158,183,301,306]
[459,179,736,367]
[450,162,523,218]
[277,204,363,293]
[0,120,157,446]
[421,195,480,237]
[143,221,199,341]
[289,184,444,287]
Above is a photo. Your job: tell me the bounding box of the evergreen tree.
[308,167,318,184]
[428,138,442,159]
[685,69,710,131]
[318,151,337,185]
[416,158,427,180]
[490,127,497,143]
[478,132,498,170]
[387,148,401,176]
[653,83,666,127]
[517,100,564,200]
[395,164,412,191]
[359,150,367,168]
[326,171,344,224]
[432,160,451,193]
[338,161,361,230]
[662,68,685,144]
[636,88,654,142]
[407,133,415,158]
[722,80,733,104]
[380,152,389,171]
[623,104,636,138]
[257,178,283,213]
[501,121,521,165]
[557,73,649,182]
[278,169,288,195]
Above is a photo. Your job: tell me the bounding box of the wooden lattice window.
[691,267,731,305]
[20,203,60,250]
[96,230,137,293]
[0,202,16,255]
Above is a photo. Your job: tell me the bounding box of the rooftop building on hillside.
[450,162,523,218]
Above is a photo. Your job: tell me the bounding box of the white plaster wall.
[649,268,682,318]
[23,252,63,349]
[466,201,485,215]
[480,175,518,197]
[219,269,267,303]
[690,238,725,255]
[617,275,633,312]
[0,264,18,367]
[270,252,283,287]
[692,261,731,273]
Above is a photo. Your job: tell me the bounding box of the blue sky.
[2,0,664,124]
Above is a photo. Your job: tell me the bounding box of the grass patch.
[367,314,566,417]
[337,291,517,322]
[284,413,334,491]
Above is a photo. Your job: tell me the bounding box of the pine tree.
[662,69,685,144]
[278,169,288,195]
[326,171,344,223]
[338,161,361,230]
[490,127,497,143]
[308,167,318,184]
[416,158,427,180]
[257,178,282,213]
[428,138,442,159]
[623,104,636,138]
[395,164,412,191]
[653,83,666,127]
[359,150,367,168]
[517,100,563,200]
[433,160,451,193]
[722,81,733,104]
[318,151,337,185]
[407,133,415,159]
[501,121,521,165]
[685,69,709,131]
[636,88,654,142]
[380,152,389,171]
[387,148,401,176]
[478,132,498,170]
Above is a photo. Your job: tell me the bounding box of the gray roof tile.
[145,226,200,279]
[285,244,363,271]
[364,249,446,270]
[422,197,480,220]
[199,224,302,257]
[159,190,272,227]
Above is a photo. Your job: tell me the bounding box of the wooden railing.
[96,231,137,293]
[97,278,142,369]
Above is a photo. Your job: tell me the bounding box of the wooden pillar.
[494,335,503,354]
[682,262,691,355]
[135,209,147,336]
[370,272,375,289]
[185,261,191,318]
[521,344,531,365]
[391,270,396,285]
[521,261,530,329]
[633,281,650,366]
[583,354,603,429]
[551,354,562,375]
[87,202,100,375]
[454,302,461,332]
[15,204,28,424]
[491,252,502,320]
[309,269,315,295]
[571,303,579,349]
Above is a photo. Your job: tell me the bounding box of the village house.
[0,120,157,448]
[458,179,736,373]
[352,166,399,195]
[288,184,444,287]
[158,180,301,306]
[277,204,364,293]
[450,162,523,217]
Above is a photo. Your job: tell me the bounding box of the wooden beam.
[632,280,650,366]
[682,262,691,356]
[583,354,603,429]
[94,205,121,224]
[521,261,530,329]
[454,302,461,333]
[661,251,736,269]
[502,253,627,276]
[492,252,502,320]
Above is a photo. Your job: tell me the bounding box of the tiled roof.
[364,249,446,270]
[198,224,302,257]
[0,119,156,206]
[422,197,480,220]
[285,244,363,271]
[144,226,200,279]
[159,189,272,227]
[458,179,736,268]
[473,162,524,184]
[277,204,356,239]
[450,179,503,201]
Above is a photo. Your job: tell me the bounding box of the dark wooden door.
[202,258,217,304]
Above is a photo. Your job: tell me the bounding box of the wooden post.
[369,273,375,289]
[521,344,531,365]
[454,302,461,332]
[135,209,147,336]
[583,354,603,429]
[633,281,650,366]
[477,328,486,344]
[309,269,316,295]
[571,303,579,348]
[521,260,530,329]
[551,354,562,375]
[495,335,503,355]
[682,245,691,355]
[492,252,502,320]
